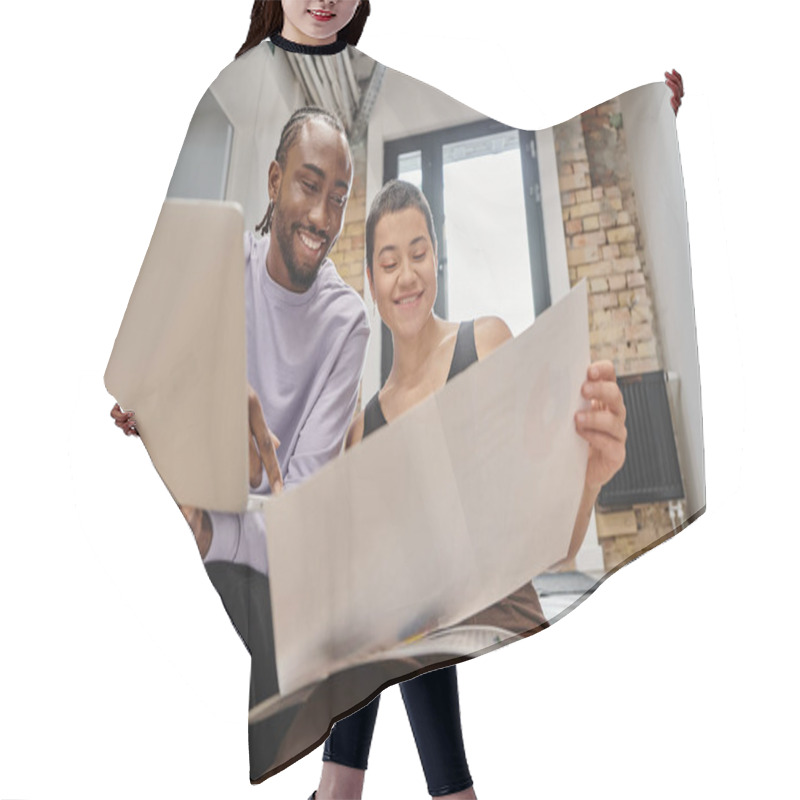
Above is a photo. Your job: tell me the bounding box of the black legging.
[325,324,478,796]
[323,665,473,797]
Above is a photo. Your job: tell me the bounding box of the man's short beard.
[274,214,328,291]
[286,252,319,290]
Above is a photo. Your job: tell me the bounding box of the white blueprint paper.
[265,281,590,694]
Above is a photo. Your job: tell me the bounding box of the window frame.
[381,118,551,382]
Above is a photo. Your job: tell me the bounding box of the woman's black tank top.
[362,320,477,438]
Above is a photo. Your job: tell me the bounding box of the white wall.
[167,90,233,201]
[210,43,302,231]
[620,83,705,519]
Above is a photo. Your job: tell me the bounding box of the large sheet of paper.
[265,281,590,694]
[104,200,248,513]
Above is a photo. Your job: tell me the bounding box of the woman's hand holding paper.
[576,361,627,493]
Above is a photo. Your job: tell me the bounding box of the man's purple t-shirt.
[205,231,370,571]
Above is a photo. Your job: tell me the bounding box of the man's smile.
[297,227,327,254]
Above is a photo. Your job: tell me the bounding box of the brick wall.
[556,100,661,377]
[328,139,368,412]
[553,100,684,572]
[329,139,367,297]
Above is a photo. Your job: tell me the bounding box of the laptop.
[105,199,249,513]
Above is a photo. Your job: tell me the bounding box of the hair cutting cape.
[105,35,703,783]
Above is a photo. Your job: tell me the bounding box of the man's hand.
[110,403,139,436]
[179,504,213,559]
[665,69,684,115]
[248,385,283,494]
[575,361,627,492]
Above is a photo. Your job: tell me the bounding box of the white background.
[1,1,796,798]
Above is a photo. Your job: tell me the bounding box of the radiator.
[597,371,684,509]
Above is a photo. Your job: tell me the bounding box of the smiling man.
[240,108,369,490]
[265,112,355,292]
[200,106,370,780]
[111,106,369,779]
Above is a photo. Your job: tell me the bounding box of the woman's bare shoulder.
[474,316,513,360]
[345,409,366,450]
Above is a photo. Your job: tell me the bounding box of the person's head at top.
[365,180,440,342]
[255,107,354,293]
[237,0,371,55]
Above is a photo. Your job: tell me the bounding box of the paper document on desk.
[265,280,590,695]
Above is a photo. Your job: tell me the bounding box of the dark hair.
[365,180,438,277]
[255,106,348,235]
[236,1,371,59]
